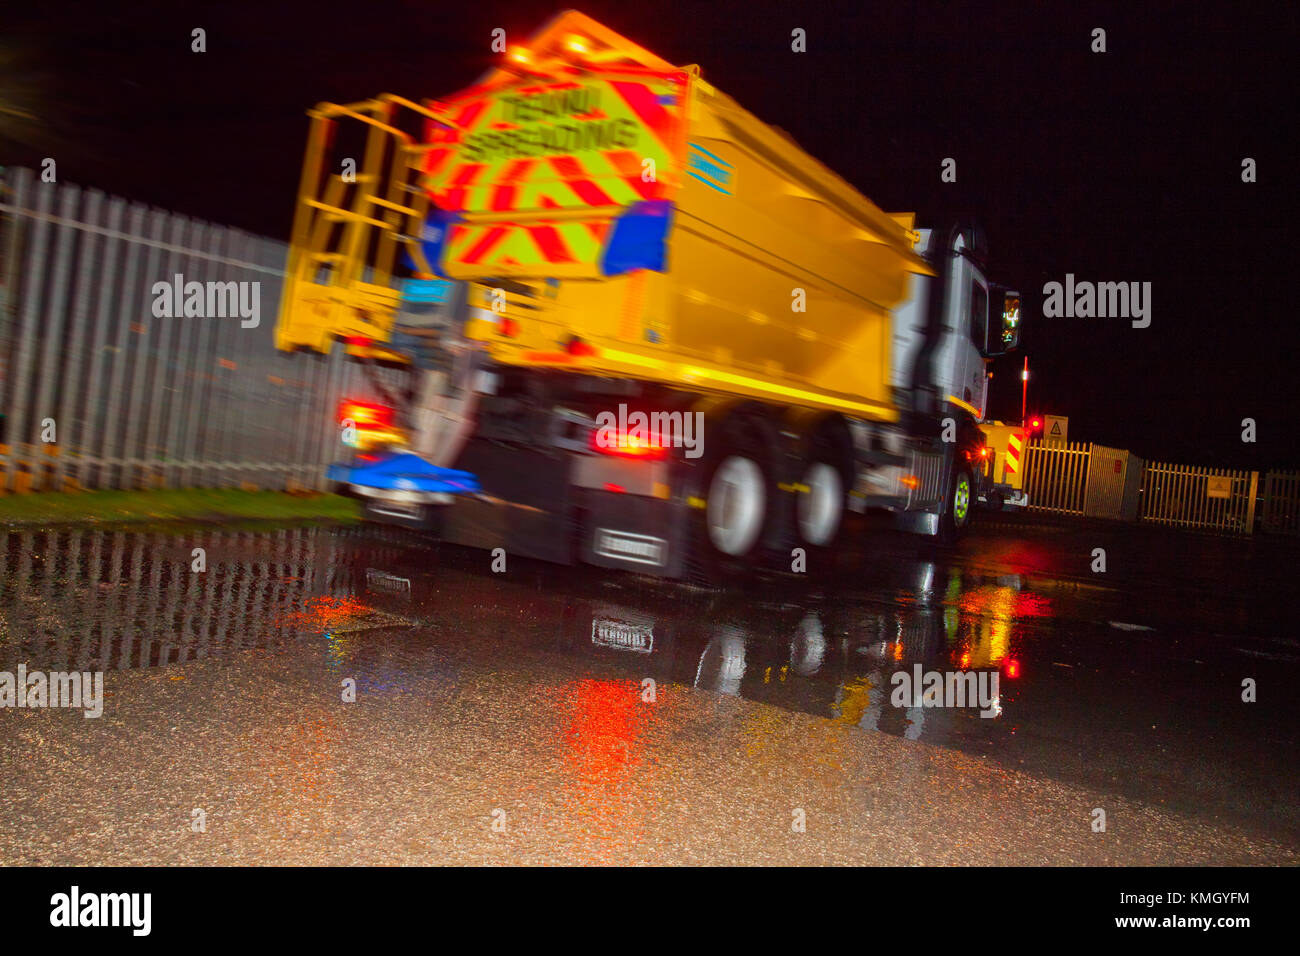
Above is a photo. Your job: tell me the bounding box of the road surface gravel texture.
[0,513,1296,865]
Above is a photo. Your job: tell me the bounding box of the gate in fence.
[1022,439,1091,515]
[0,166,404,493]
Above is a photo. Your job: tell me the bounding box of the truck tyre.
[685,420,776,585]
[793,422,853,568]
[798,461,844,547]
[938,466,974,545]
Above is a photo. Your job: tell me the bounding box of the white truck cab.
[891,228,1011,421]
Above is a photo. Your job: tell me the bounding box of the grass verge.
[0,489,360,528]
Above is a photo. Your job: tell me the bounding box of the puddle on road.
[0,525,415,671]
[5,523,1294,849]
[0,523,1051,747]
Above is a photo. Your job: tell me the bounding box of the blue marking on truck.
[687,143,733,194]
[689,142,733,167]
[400,278,454,304]
[329,450,481,495]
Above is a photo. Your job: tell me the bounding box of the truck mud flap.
[439,439,580,565]
[577,488,688,578]
[893,510,940,536]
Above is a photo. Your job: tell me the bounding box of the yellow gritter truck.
[275,10,1022,579]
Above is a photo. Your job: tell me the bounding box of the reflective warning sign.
[1043,414,1069,447]
[1206,476,1233,499]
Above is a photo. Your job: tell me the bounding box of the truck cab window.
[969,282,988,351]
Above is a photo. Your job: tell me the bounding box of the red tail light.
[338,399,394,430]
[591,427,668,461]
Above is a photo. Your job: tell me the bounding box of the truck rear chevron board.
[417,71,687,277]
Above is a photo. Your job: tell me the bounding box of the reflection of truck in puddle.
[348,541,1027,742]
[584,573,1023,741]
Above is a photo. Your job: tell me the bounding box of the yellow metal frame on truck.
[978,420,1029,491]
[275,10,934,422]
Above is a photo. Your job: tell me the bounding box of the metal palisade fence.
[0,167,402,492]
[1139,461,1257,533]
[1260,470,1300,535]
[1021,438,1299,535]
[1022,440,1091,516]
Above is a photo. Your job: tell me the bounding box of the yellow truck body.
[276,10,931,423]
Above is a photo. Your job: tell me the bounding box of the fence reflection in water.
[0,525,412,672]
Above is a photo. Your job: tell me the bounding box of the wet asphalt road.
[0,513,1297,865]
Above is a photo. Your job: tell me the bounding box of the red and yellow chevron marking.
[1005,431,1024,474]
[419,72,686,221]
[444,217,608,273]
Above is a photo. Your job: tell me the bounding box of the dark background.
[2,0,1295,466]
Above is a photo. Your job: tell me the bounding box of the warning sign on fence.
[1206,476,1233,499]
[1043,415,1069,447]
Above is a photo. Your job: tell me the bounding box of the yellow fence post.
[1245,471,1259,533]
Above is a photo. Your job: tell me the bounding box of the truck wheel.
[938,466,973,544]
[798,461,844,548]
[685,422,775,585]
[789,417,853,573]
[708,456,767,556]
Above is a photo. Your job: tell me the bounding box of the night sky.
[4,0,1296,467]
